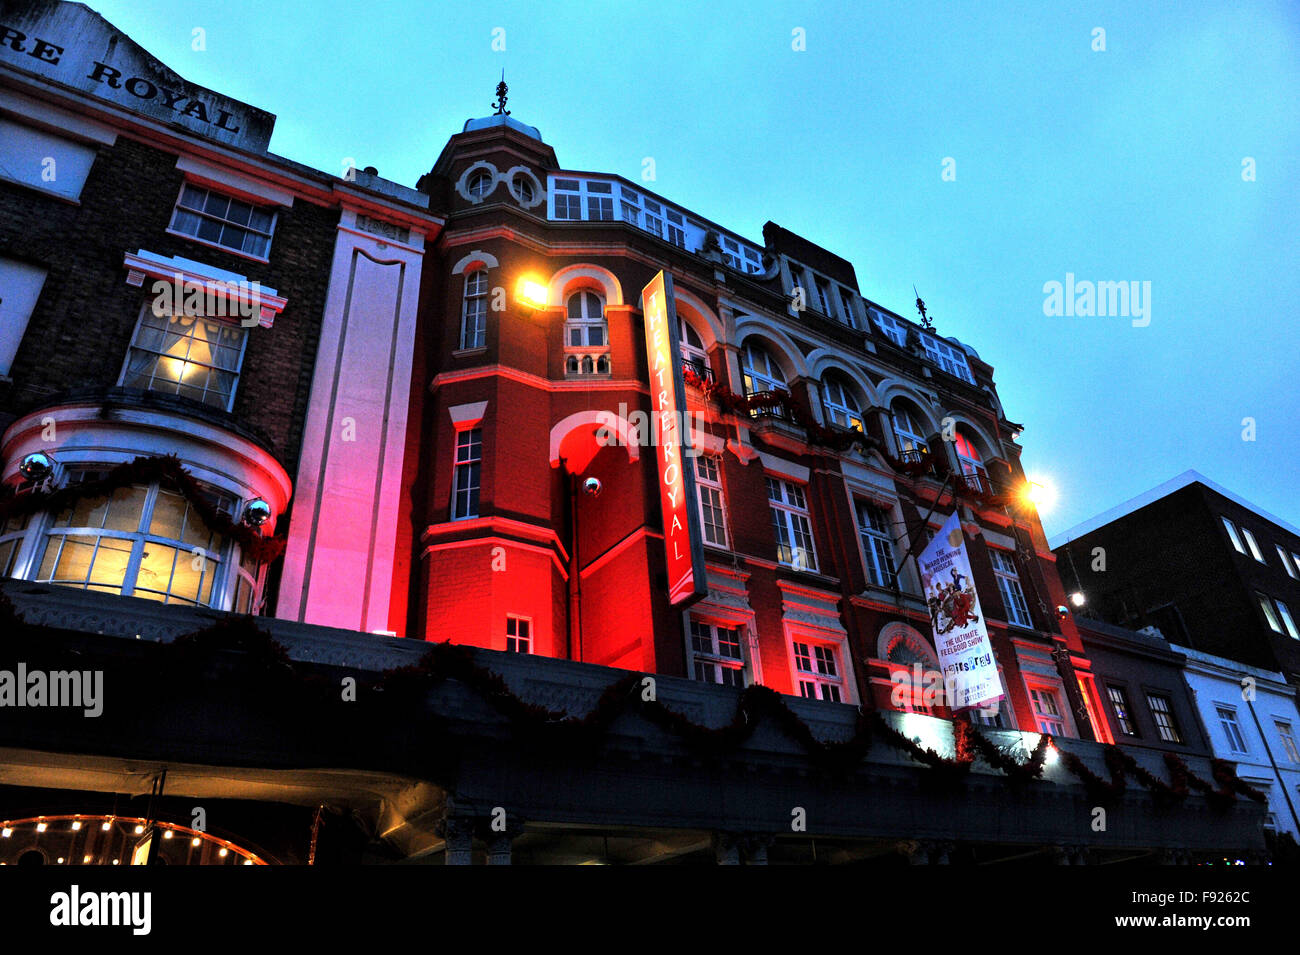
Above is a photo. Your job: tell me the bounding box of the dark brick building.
[1051,471,1300,688]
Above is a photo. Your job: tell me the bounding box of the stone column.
[713,832,741,865]
[439,816,474,866]
[487,832,513,866]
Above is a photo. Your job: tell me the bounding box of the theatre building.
[0,1,1273,864]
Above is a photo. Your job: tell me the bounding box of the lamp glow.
[515,277,548,310]
[1069,591,1086,608]
[1024,478,1056,512]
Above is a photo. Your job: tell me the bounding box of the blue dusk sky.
[90,0,1300,539]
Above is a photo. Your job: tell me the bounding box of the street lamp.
[515,276,548,311]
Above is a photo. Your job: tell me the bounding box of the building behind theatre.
[0,0,1278,864]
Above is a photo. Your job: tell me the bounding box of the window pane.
[103,486,147,533]
[150,489,187,539]
[135,542,179,596]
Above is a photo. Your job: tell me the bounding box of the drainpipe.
[1244,696,1300,836]
[566,469,582,663]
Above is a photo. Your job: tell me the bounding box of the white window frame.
[688,616,747,686]
[821,375,863,431]
[1145,692,1182,743]
[1222,516,1246,554]
[791,637,844,702]
[1278,545,1298,579]
[890,403,929,457]
[451,427,482,521]
[920,335,975,383]
[873,310,909,348]
[1241,526,1265,563]
[990,548,1032,628]
[838,288,859,328]
[679,317,710,377]
[1216,705,1249,753]
[168,182,277,261]
[459,268,488,350]
[767,477,818,572]
[1029,686,1067,736]
[1106,684,1138,737]
[118,302,250,412]
[1275,721,1300,763]
[694,455,728,548]
[856,499,898,589]
[741,342,786,396]
[1276,598,1300,639]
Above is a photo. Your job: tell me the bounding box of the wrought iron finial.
[913,284,934,331]
[492,70,510,116]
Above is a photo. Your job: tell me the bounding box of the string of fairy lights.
[0,814,264,866]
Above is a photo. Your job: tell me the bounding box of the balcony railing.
[956,468,990,496]
[681,359,714,386]
[746,391,791,421]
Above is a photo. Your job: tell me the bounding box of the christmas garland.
[0,591,1263,810]
[0,454,286,562]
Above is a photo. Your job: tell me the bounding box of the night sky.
[89,0,1300,538]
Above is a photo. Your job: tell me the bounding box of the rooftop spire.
[913,284,934,331]
[492,70,510,116]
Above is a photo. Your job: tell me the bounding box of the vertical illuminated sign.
[641,271,707,606]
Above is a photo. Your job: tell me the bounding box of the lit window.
[694,455,728,548]
[821,374,862,431]
[1275,721,1300,763]
[856,500,898,589]
[31,474,250,609]
[1274,598,1300,639]
[120,306,248,411]
[170,184,275,258]
[767,477,818,572]
[689,617,745,686]
[467,171,493,199]
[1222,517,1245,554]
[1277,545,1297,579]
[459,269,488,350]
[1107,686,1137,736]
[1146,693,1181,743]
[1030,688,1066,736]
[954,431,987,490]
[1241,527,1265,563]
[452,428,482,520]
[506,615,531,653]
[1258,591,1285,634]
[1216,705,1248,753]
[679,317,709,378]
[793,640,842,702]
[741,341,786,400]
[0,512,33,577]
[991,549,1032,628]
[890,402,928,458]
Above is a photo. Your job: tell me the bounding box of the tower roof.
[462,114,542,141]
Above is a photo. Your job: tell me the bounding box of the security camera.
[582,477,602,497]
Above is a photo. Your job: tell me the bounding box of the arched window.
[954,429,987,491]
[740,341,785,396]
[467,170,493,199]
[565,290,606,348]
[596,355,610,374]
[513,174,535,204]
[566,355,579,374]
[890,400,928,459]
[581,356,594,374]
[680,316,709,379]
[821,373,863,431]
[460,269,488,350]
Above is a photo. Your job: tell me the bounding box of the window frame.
[1275,721,1300,763]
[451,427,483,521]
[889,403,929,457]
[688,616,747,686]
[1145,692,1182,743]
[791,637,844,702]
[1241,526,1266,563]
[693,454,728,549]
[459,268,489,351]
[505,614,532,653]
[990,548,1033,629]
[1222,516,1246,554]
[1106,684,1138,737]
[821,375,863,431]
[1216,705,1249,753]
[855,499,899,590]
[767,477,818,572]
[167,182,277,262]
[1029,686,1067,736]
[1277,544,1298,579]
[118,302,250,413]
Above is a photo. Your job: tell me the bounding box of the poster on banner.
[917,512,1003,711]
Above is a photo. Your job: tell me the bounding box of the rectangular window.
[1107,685,1137,736]
[460,270,488,350]
[1276,599,1300,639]
[452,428,482,520]
[0,257,48,375]
[767,477,818,572]
[120,306,248,410]
[554,192,582,219]
[919,334,975,383]
[838,288,858,328]
[1241,527,1265,563]
[666,210,686,247]
[690,617,745,686]
[1276,721,1300,763]
[990,549,1032,628]
[1278,545,1298,579]
[1222,516,1245,553]
[694,455,728,548]
[1258,591,1284,633]
[855,500,898,589]
[620,200,639,224]
[0,116,97,200]
[1216,705,1248,753]
[793,640,842,702]
[506,615,531,653]
[1030,688,1066,736]
[170,184,275,259]
[1146,693,1182,743]
[587,194,613,220]
[0,512,32,578]
[873,310,909,348]
[814,278,832,317]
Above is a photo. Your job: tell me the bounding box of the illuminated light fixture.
[1,828,11,838]
[1069,591,1086,608]
[243,859,253,866]
[101,821,112,831]
[1024,478,1056,512]
[163,829,174,840]
[133,824,145,835]
[112,859,119,866]
[515,277,548,311]
[70,820,82,831]
[83,855,92,864]
[191,837,201,847]
[1044,741,1060,766]
[36,821,47,832]
[219,847,228,857]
